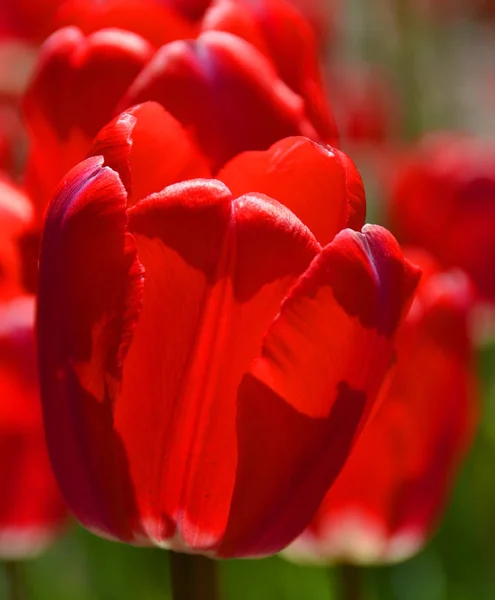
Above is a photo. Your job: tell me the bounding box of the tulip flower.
[330,63,400,147]
[388,133,495,303]
[284,251,478,565]
[36,102,420,558]
[24,0,337,219]
[0,295,67,559]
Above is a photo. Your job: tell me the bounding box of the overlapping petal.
[118,31,318,171]
[219,136,365,245]
[90,102,210,205]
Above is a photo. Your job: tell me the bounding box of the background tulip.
[388,133,495,303]
[284,251,478,565]
[0,295,67,560]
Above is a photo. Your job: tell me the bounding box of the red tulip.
[284,251,478,565]
[24,0,337,220]
[0,295,67,558]
[36,103,420,557]
[331,63,400,147]
[388,133,495,303]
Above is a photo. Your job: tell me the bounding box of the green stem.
[336,564,363,600]
[170,553,220,600]
[4,561,26,600]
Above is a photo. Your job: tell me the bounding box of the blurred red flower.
[0,177,67,557]
[23,0,337,220]
[284,251,478,564]
[388,133,495,303]
[36,102,419,558]
[0,175,33,301]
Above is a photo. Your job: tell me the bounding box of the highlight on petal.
[219,136,365,245]
[283,252,477,565]
[0,295,67,559]
[217,225,420,557]
[90,102,210,206]
[118,30,318,170]
[116,183,320,552]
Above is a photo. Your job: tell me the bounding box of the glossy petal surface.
[219,136,365,245]
[90,102,210,205]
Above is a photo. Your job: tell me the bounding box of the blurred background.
[1,0,495,598]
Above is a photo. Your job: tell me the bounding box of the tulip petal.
[286,262,477,565]
[90,102,210,205]
[37,156,144,541]
[119,31,318,170]
[219,136,365,245]
[218,224,420,556]
[202,0,338,143]
[116,182,320,551]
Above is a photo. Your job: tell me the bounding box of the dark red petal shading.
[286,260,477,564]
[118,30,318,171]
[90,102,210,205]
[217,225,420,557]
[23,27,153,217]
[115,182,319,551]
[37,156,144,542]
[0,176,33,300]
[202,0,338,143]
[56,0,197,47]
[167,0,211,21]
[0,296,67,558]
[218,136,365,245]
